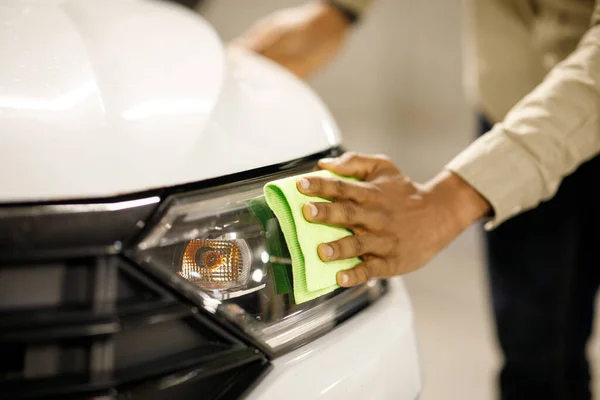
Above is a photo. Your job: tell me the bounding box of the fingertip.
[302,202,318,221]
[317,158,337,169]
[317,243,335,261]
[337,271,351,287]
[296,177,311,193]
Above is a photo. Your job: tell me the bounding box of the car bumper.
[247,277,421,400]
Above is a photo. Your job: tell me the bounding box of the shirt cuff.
[445,124,545,230]
[324,0,372,21]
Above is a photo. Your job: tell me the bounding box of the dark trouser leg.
[477,115,600,399]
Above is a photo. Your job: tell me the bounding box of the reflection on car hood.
[0,0,340,202]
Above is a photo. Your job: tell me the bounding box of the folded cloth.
[248,199,293,295]
[263,170,361,304]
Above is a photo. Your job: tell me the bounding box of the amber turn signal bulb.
[180,239,246,290]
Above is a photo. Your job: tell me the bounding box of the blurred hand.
[296,153,490,286]
[233,2,351,79]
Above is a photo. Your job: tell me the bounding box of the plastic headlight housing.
[135,173,388,355]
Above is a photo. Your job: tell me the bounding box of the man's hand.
[296,153,491,286]
[233,2,351,79]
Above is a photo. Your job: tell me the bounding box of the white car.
[0,0,421,399]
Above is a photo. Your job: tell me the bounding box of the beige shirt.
[336,0,600,228]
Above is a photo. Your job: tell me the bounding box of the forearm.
[424,171,491,234]
[447,25,600,229]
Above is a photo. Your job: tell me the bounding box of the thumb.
[318,152,392,180]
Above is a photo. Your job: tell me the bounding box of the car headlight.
[134,171,388,355]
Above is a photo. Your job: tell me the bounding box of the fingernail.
[321,244,334,259]
[298,178,310,191]
[339,273,349,286]
[306,202,318,218]
[319,158,335,164]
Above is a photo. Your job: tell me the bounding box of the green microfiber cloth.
[248,199,293,295]
[264,170,361,304]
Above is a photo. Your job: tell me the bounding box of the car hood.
[0,0,341,202]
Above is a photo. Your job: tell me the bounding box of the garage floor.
[204,0,600,398]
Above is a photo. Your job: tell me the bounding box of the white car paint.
[0,0,421,398]
[0,0,340,201]
[248,278,421,400]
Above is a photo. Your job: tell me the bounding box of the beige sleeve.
[446,25,600,230]
[329,0,373,16]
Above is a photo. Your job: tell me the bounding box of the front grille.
[0,190,278,399]
[0,256,269,399]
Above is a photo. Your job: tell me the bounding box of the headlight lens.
[135,173,387,355]
[179,238,252,290]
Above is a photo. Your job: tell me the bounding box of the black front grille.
[0,256,269,399]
